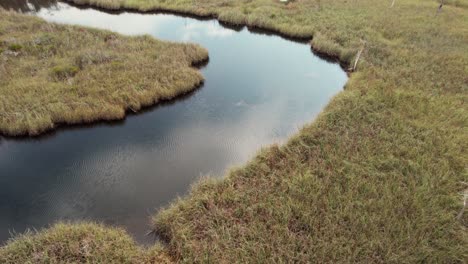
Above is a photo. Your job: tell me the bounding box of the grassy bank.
[2,0,468,263]
[0,222,172,263]
[0,9,208,136]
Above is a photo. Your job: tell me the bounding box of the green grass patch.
[8,43,23,51]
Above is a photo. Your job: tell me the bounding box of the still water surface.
[0,0,347,244]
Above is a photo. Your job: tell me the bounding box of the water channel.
[0,0,347,244]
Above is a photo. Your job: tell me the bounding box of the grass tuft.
[0,222,174,263]
[51,64,80,80]
[8,43,23,51]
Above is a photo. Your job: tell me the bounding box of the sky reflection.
[0,2,347,244]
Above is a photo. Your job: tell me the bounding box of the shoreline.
[0,57,209,139]
[63,0,351,68]
[0,10,209,137]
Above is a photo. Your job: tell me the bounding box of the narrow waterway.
[0,0,347,244]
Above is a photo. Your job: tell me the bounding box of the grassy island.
[0,9,208,136]
[2,0,467,263]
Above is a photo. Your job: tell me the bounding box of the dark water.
[0,1,347,244]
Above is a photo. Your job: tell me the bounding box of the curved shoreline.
[2,0,467,263]
[63,0,349,70]
[63,0,351,68]
[0,10,209,137]
[0,57,209,139]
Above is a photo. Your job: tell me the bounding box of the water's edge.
[62,0,351,70]
[64,1,351,244]
[0,1,348,245]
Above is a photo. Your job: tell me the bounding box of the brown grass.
[0,222,173,263]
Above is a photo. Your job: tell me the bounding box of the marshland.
[0,7,208,136]
[1,0,467,263]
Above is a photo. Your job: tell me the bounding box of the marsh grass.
[0,222,173,263]
[2,0,468,263]
[0,10,208,136]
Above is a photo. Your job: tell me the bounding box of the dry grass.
[0,10,208,136]
[2,0,468,263]
[0,222,173,263]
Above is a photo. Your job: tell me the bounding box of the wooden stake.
[352,42,366,72]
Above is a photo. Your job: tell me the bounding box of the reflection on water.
[0,2,348,244]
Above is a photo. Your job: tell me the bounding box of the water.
[0,0,347,244]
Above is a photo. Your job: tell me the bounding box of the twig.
[145,229,155,236]
[436,0,444,15]
[391,0,396,8]
[351,41,366,72]
[456,188,467,220]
